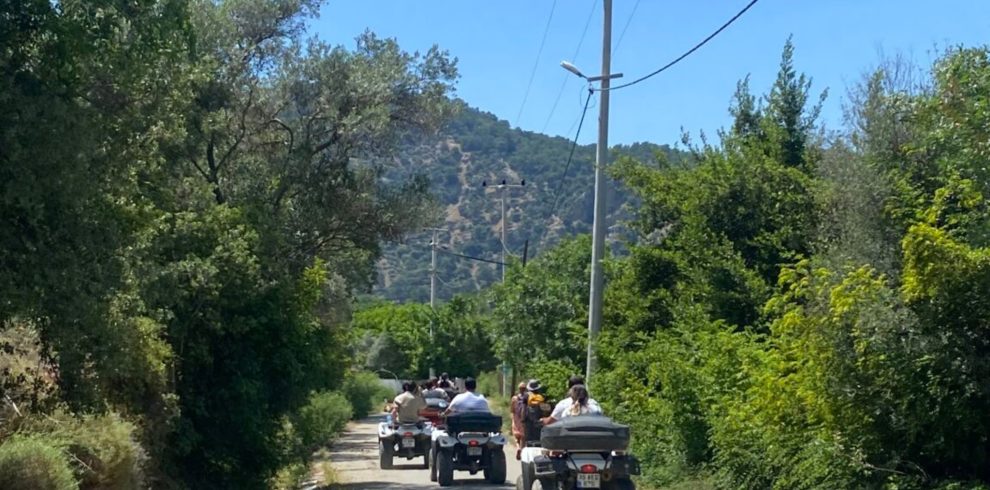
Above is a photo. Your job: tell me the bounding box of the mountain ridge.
[375,101,680,302]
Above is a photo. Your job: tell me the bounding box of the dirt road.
[328,415,521,490]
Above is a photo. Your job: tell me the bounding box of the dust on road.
[327,415,521,490]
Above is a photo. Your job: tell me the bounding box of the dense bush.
[524,359,581,402]
[23,411,145,490]
[496,44,990,489]
[0,435,77,490]
[341,372,393,419]
[475,370,502,398]
[295,392,353,449]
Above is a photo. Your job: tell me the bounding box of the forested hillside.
[375,104,677,302]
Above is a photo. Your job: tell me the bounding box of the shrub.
[341,371,393,419]
[0,435,77,490]
[525,359,580,401]
[296,392,352,449]
[475,370,501,399]
[25,411,145,490]
[65,414,145,490]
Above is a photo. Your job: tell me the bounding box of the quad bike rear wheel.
[437,448,454,487]
[378,440,393,470]
[486,448,506,484]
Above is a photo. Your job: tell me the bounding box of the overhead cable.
[540,89,595,247]
[436,248,506,267]
[541,0,598,133]
[515,0,559,125]
[612,0,641,56]
[596,0,759,92]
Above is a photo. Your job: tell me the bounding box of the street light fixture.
[560,60,585,79]
[559,60,623,83]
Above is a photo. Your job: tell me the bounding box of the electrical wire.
[515,0,559,126]
[541,0,598,134]
[611,0,641,56]
[434,272,454,288]
[543,89,594,230]
[436,248,507,267]
[596,0,760,92]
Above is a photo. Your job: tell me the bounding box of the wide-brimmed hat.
[526,379,543,392]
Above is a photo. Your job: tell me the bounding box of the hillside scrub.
[0,435,77,490]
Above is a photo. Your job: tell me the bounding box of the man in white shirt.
[446,377,490,413]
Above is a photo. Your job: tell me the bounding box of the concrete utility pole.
[586,0,613,386]
[484,179,526,282]
[482,179,525,395]
[427,227,447,379]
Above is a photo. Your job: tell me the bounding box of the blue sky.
[312,1,990,146]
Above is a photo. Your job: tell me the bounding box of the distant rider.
[422,379,449,400]
[392,381,426,425]
[437,372,453,390]
[446,377,490,413]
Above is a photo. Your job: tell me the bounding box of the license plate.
[577,473,601,489]
[466,446,482,456]
[401,438,415,448]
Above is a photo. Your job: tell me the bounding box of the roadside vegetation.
[5,1,990,489]
[361,43,990,489]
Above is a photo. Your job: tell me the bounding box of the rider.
[558,384,602,418]
[437,372,453,390]
[422,379,449,400]
[392,381,426,425]
[446,377,490,413]
[542,375,602,425]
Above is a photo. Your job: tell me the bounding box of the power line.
[515,0,559,126]
[436,248,507,267]
[541,0,598,133]
[612,0,640,56]
[597,0,760,92]
[539,89,594,249]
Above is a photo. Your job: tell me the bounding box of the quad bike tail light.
[580,464,598,474]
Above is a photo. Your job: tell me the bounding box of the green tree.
[489,236,592,374]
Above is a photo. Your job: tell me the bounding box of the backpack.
[521,392,552,443]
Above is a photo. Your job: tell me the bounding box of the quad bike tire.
[437,448,454,487]
[520,462,536,490]
[429,445,438,482]
[378,440,393,470]
[486,448,507,484]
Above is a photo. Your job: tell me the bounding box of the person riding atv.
[437,372,459,400]
[430,378,507,486]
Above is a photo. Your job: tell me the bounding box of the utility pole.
[586,0,612,386]
[482,179,525,395]
[427,227,447,379]
[483,179,526,282]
